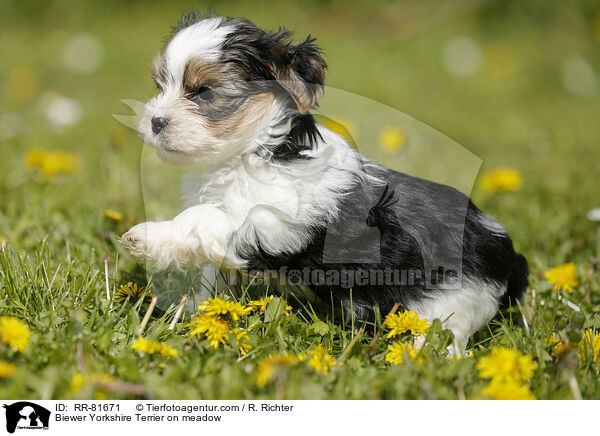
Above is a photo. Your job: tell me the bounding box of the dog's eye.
[189,86,215,104]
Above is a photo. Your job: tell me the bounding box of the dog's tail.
[500,253,529,308]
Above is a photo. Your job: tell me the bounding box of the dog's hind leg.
[409,283,504,356]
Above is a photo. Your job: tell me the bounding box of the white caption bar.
[0,400,592,435]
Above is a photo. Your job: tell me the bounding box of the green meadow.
[1,0,600,399]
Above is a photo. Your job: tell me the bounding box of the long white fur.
[164,18,231,76]
[125,104,362,270]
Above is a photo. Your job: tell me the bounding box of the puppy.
[122,13,528,353]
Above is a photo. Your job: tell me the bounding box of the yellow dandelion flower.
[69,372,117,400]
[476,347,536,383]
[248,296,292,317]
[230,328,252,356]
[105,209,123,222]
[256,354,298,388]
[69,373,86,392]
[131,337,152,353]
[578,329,600,362]
[481,379,535,400]
[297,352,307,362]
[553,341,574,357]
[115,282,152,303]
[544,333,566,355]
[545,333,559,345]
[0,361,17,378]
[247,296,274,313]
[383,310,430,338]
[0,316,31,352]
[131,337,179,358]
[198,296,251,320]
[385,341,422,365]
[304,344,337,374]
[186,314,230,348]
[450,350,474,360]
[25,148,79,179]
[544,263,579,293]
[0,236,6,246]
[479,167,523,193]
[379,126,406,153]
[159,345,179,358]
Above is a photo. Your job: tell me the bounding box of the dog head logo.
[2,402,50,434]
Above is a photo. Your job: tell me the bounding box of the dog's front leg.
[121,205,243,270]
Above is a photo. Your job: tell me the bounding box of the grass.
[1,0,600,399]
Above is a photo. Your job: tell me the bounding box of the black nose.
[151,116,169,134]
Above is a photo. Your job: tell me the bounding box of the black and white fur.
[122,13,529,354]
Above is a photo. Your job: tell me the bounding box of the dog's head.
[139,13,326,165]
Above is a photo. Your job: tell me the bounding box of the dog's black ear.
[221,20,326,112]
[267,30,326,113]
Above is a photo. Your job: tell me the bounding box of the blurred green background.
[1,0,600,401]
[1,0,599,271]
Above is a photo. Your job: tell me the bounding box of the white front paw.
[121,222,154,259]
[121,221,194,269]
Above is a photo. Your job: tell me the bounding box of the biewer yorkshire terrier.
[122,13,528,353]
